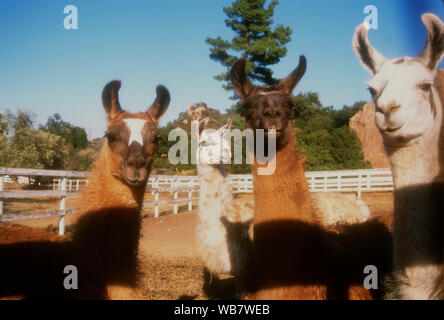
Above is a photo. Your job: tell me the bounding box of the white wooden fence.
[0,168,90,235]
[146,174,254,218]
[52,178,89,192]
[0,167,393,234]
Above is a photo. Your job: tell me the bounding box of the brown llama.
[0,80,170,299]
[230,57,392,300]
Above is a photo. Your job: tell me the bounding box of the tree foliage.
[206,0,292,95]
[0,110,95,171]
[39,113,88,150]
[0,110,66,169]
[292,96,370,171]
[0,98,369,174]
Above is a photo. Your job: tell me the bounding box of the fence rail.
[0,167,393,234]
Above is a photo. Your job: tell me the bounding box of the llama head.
[230,56,306,149]
[197,118,232,165]
[102,80,170,186]
[353,13,444,147]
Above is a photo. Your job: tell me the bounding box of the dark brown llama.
[230,57,392,300]
[0,80,170,299]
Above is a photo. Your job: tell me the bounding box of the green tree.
[329,126,370,170]
[0,110,67,169]
[290,92,325,127]
[70,126,88,150]
[206,0,292,95]
[0,111,12,166]
[40,113,70,138]
[292,96,371,171]
[326,101,366,128]
[40,113,88,150]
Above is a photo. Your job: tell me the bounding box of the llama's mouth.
[383,125,402,134]
[122,162,149,187]
[124,177,146,187]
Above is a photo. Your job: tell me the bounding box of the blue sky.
[0,0,442,139]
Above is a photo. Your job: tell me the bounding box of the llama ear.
[420,13,444,70]
[276,55,307,95]
[218,118,232,136]
[102,80,123,122]
[230,58,252,101]
[199,117,210,134]
[353,24,386,75]
[147,85,170,122]
[220,216,230,228]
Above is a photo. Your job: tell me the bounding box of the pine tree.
[206,0,292,96]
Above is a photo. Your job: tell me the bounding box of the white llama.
[195,117,253,283]
[353,13,444,299]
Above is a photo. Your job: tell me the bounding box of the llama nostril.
[127,157,146,169]
[263,108,275,117]
[375,105,384,114]
[389,105,401,113]
[127,160,136,168]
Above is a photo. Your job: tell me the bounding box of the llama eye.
[105,132,118,142]
[154,134,161,143]
[419,83,432,92]
[367,87,378,98]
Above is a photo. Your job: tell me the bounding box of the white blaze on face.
[123,119,146,146]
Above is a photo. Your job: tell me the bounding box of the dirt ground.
[2,192,394,300]
[139,192,394,299]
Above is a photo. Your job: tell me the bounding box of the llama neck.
[197,163,232,222]
[386,87,443,189]
[386,134,441,189]
[73,143,145,286]
[385,88,444,273]
[80,144,146,214]
[252,129,316,224]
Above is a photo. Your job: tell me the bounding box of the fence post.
[59,176,67,235]
[0,174,4,217]
[173,190,178,214]
[154,191,159,218]
[173,176,178,214]
[367,173,371,190]
[151,177,156,195]
[188,190,192,211]
[357,170,362,199]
